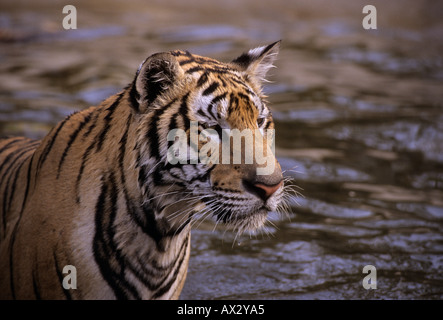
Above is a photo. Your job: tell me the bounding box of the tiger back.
[0,41,284,299]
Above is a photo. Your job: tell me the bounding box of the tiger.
[0,41,285,299]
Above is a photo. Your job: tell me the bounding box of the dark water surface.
[1,0,442,299]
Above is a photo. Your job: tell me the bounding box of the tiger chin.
[0,41,284,300]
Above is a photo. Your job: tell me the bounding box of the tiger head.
[132,41,284,234]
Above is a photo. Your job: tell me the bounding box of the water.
[1,0,442,299]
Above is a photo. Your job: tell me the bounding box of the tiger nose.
[245,180,283,202]
[254,181,283,201]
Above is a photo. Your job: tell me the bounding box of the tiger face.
[133,41,283,234]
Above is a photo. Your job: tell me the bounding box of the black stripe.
[207,92,227,120]
[0,141,37,190]
[237,92,250,102]
[230,93,239,112]
[141,204,166,251]
[82,111,99,140]
[193,56,223,66]
[186,66,233,75]
[196,72,209,88]
[93,173,141,300]
[217,75,227,87]
[230,76,250,89]
[117,113,132,214]
[105,173,141,299]
[207,104,218,121]
[265,117,273,130]
[179,93,190,133]
[146,112,162,160]
[229,78,255,97]
[196,108,208,119]
[152,233,190,299]
[96,93,123,152]
[93,175,127,299]
[170,50,185,57]
[128,79,140,112]
[0,137,25,155]
[118,114,131,184]
[4,160,25,234]
[75,95,123,202]
[167,113,179,150]
[0,150,17,180]
[210,92,227,106]
[75,142,94,204]
[186,66,203,74]
[57,113,92,179]
[36,113,75,174]
[146,98,178,159]
[123,142,146,227]
[179,58,195,67]
[2,146,35,229]
[202,82,219,96]
[53,252,72,300]
[0,140,29,181]
[9,152,34,299]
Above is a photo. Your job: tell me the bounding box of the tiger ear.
[231,40,281,84]
[134,52,184,111]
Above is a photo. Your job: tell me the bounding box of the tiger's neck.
[74,90,193,299]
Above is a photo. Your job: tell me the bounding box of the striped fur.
[0,41,284,299]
